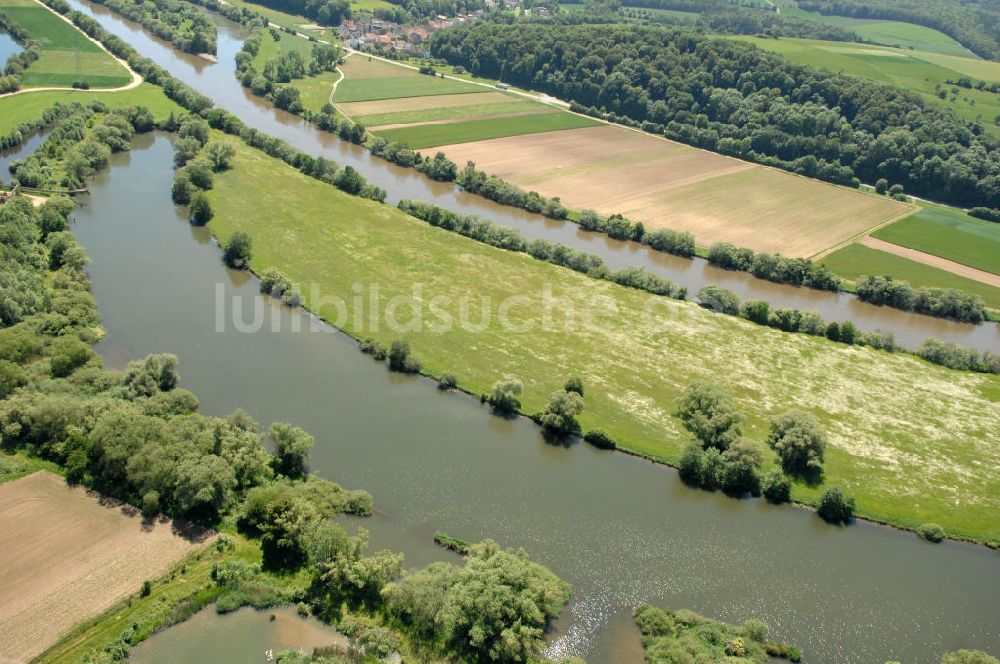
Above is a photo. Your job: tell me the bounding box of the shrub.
[583,429,616,449]
[817,486,855,524]
[189,192,213,226]
[437,372,457,390]
[564,376,584,396]
[766,411,826,474]
[760,468,791,503]
[222,232,252,268]
[918,522,945,543]
[388,339,420,373]
[488,378,522,415]
[359,337,387,361]
[539,390,584,436]
[697,284,741,315]
[48,335,94,377]
[674,383,744,450]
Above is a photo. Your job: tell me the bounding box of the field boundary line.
[857,236,1000,287]
[0,0,142,99]
[811,206,918,260]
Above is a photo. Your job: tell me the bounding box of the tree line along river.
[50,1,1000,661]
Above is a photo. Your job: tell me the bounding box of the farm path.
[859,235,1000,287]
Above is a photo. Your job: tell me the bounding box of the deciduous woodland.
[429,23,999,209]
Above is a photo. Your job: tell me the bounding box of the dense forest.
[430,23,1000,209]
[797,0,1000,61]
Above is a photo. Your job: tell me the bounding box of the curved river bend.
[61,0,1000,353]
[70,132,999,663]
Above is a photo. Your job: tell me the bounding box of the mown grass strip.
[372,111,602,149]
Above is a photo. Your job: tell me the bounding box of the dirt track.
[0,472,212,662]
[858,236,1000,287]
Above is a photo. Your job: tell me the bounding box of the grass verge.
[372,111,601,149]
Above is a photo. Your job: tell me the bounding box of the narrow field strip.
[858,236,1000,288]
[372,111,601,149]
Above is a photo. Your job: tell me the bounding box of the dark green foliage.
[941,651,1000,664]
[918,523,946,543]
[539,389,584,437]
[564,376,584,396]
[697,285,741,315]
[431,23,999,209]
[760,468,791,504]
[268,422,314,478]
[634,604,789,663]
[856,275,986,323]
[766,411,826,474]
[437,372,457,390]
[674,382,743,451]
[917,338,999,374]
[48,334,95,377]
[388,339,420,373]
[583,429,616,449]
[678,439,763,496]
[359,337,388,361]
[382,539,570,663]
[488,378,522,416]
[817,486,855,524]
[88,0,218,54]
[415,151,458,182]
[189,192,213,226]
[223,231,253,268]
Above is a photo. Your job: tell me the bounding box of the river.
[60,0,1000,354]
[0,31,20,65]
[69,131,999,663]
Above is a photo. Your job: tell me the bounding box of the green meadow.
[289,69,339,112]
[371,111,599,148]
[873,204,1000,275]
[250,29,314,70]
[0,84,181,134]
[821,243,1000,309]
[355,98,550,127]
[205,135,1000,543]
[736,36,1000,135]
[333,75,485,103]
[0,0,131,88]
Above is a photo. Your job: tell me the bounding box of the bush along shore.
[223,24,995,326]
[0,117,573,664]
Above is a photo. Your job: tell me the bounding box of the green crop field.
[0,84,181,134]
[873,205,1000,275]
[772,0,977,57]
[333,75,486,103]
[0,0,131,88]
[372,111,601,148]
[736,36,1000,136]
[821,242,1000,309]
[355,99,551,127]
[204,134,1000,543]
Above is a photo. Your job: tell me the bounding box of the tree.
[268,422,314,477]
[564,376,584,396]
[48,335,94,377]
[697,285,741,315]
[817,486,855,524]
[204,142,236,171]
[388,340,420,373]
[189,192,213,226]
[875,178,889,194]
[918,523,945,543]
[172,453,238,520]
[766,411,826,474]
[539,390,584,436]
[674,383,744,450]
[760,468,791,503]
[719,438,762,495]
[223,232,252,268]
[489,378,522,416]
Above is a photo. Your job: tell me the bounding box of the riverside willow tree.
[429,23,1000,209]
[674,382,744,451]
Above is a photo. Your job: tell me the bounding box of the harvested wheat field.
[337,91,516,118]
[436,124,912,256]
[0,472,212,662]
